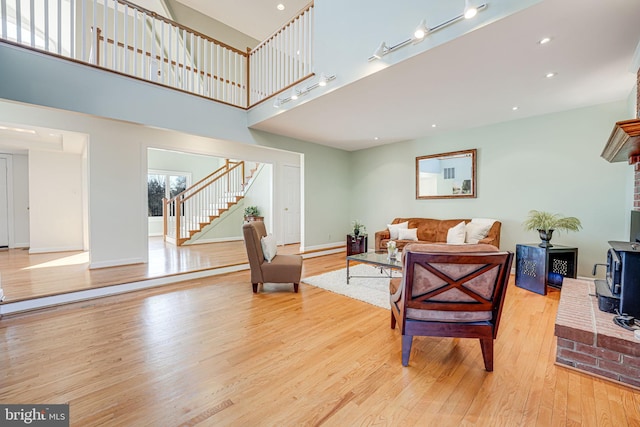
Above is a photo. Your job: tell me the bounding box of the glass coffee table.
[346,251,403,284]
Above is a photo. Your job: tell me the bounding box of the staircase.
[163,160,259,245]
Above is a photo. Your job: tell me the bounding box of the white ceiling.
[174,0,640,152]
[174,0,310,41]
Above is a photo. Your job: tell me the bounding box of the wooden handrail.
[110,0,247,56]
[96,31,246,88]
[180,161,243,203]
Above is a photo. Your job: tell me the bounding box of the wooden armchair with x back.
[390,243,513,371]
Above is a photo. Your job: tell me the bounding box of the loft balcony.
[0,0,316,109]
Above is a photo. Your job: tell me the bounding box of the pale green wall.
[349,101,632,277]
[251,130,351,249]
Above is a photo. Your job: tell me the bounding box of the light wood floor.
[0,237,299,302]
[1,253,639,426]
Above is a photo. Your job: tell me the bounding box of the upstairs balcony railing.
[0,0,314,108]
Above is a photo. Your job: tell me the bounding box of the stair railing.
[163,160,245,245]
[0,0,314,108]
[248,2,314,106]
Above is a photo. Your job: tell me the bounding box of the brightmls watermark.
[1,405,69,426]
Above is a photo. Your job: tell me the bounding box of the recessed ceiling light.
[538,37,551,45]
[277,3,285,11]
[374,137,379,140]
[546,72,557,78]
[512,106,519,111]
[431,124,437,128]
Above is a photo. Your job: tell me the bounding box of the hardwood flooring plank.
[1,253,639,426]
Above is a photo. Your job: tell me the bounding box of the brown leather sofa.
[375,218,501,252]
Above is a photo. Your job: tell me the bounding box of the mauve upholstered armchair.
[390,243,513,371]
[242,221,303,293]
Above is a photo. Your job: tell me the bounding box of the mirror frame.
[415,149,477,199]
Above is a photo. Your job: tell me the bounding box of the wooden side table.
[347,234,368,256]
[515,244,578,295]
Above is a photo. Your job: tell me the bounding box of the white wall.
[350,101,631,277]
[9,153,29,247]
[0,98,315,267]
[28,150,84,253]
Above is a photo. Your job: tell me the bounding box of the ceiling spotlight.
[273,98,281,108]
[372,42,387,60]
[318,74,328,87]
[276,3,285,11]
[290,87,299,100]
[545,72,557,78]
[538,37,551,45]
[413,19,429,41]
[374,137,379,141]
[464,0,478,19]
[431,124,437,128]
[512,106,519,111]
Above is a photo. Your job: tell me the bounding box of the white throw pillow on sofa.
[447,221,467,244]
[465,222,492,244]
[471,218,497,226]
[261,234,277,263]
[387,221,409,239]
[397,228,418,241]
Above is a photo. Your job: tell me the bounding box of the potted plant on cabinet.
[244,206,263,222]
[351,220,366,237]
[523,210,582,248]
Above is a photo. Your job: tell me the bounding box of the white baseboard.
[183,236,243,245]
[300,241,345,253]
[89,257,146,269]
[29,245,84,254]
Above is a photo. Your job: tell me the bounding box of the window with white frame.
[148,170,191,217]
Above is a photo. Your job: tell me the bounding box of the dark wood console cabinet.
[515,244,578,295]
[347,234,367,256]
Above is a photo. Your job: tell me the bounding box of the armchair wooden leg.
[252,283,259,293]
[480,338,494,372]
[401,335,413,366]
[293,283,299,293]
[391,312,396,329]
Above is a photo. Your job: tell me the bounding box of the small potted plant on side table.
[244,206,263,223]
[523,210,582,248]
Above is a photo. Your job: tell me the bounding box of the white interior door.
[0,157,9,247]
[283,165,301,244]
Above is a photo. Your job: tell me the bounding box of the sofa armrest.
[375,230,390,252]
[479,221,501,248]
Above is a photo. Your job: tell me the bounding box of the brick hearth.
[554,278,640,388]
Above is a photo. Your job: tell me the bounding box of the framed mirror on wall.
[416,149,477,199]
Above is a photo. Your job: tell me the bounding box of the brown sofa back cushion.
[379,218,501,251]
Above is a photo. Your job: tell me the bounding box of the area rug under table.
[302,264,399,309]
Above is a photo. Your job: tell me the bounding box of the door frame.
[0,154,15,248]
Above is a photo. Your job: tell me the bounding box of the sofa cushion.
[397,228,418,241]
[465,222,492,244]
[446,221,466,244]
[387,221,409,239]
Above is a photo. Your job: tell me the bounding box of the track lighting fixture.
[464,0,478,19]
[413,19,429,41]
[368,2,487,61]
[272,73,337,108]
[372,42,387,60]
